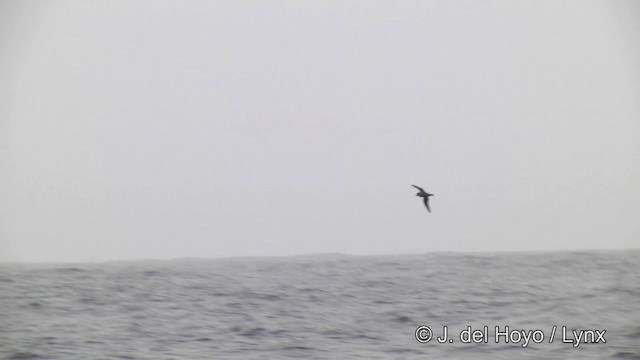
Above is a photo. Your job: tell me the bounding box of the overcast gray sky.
[1,0,638,262]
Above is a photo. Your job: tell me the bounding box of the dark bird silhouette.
[412,185,434,212]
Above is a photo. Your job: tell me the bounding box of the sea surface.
[1,250,639,359]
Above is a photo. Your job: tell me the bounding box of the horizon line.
[2,247,638,266]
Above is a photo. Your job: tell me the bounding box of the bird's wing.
[423,197,431,212]
[412,184,425,192]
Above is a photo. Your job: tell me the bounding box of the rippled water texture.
[1,250,639,359]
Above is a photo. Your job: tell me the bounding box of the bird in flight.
[412,185,434,212]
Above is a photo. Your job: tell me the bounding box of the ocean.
[1,250,639,359]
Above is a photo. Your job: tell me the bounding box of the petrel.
[412,185,434,212]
